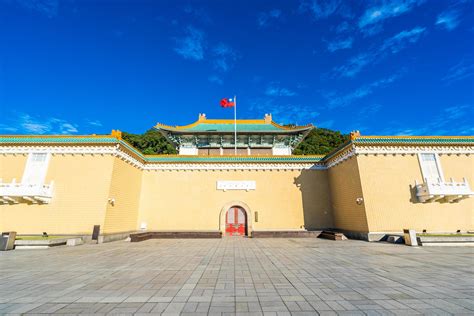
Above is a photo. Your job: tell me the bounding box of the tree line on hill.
[122,128,349,156]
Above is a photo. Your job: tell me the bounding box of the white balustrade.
[0,179,54,204]
[415,177,473,203]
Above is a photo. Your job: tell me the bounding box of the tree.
[123,127,348,156]
[122,129,177,155]
[292,128,349,155]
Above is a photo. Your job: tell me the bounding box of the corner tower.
[155,114,314,156]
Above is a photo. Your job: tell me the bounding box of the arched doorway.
[225,206,247,236]
[219,201,252,237]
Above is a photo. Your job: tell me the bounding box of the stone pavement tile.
[309,300,332,311]
[336,311,365,316]
[1,238,473,315]
[236,296,259,302]
[28,303,68,314]
[147,296,174,303]
[450,298,474,310]
[182,302,198,312]
[389,309,423,315]
[413,308,453,315]
[188,295,213,302]
[281,295,306,302]
[1,303,44,314]
[150,302,169,313]
[260,301,289,312]
[163,302,185,313]
[317,311,338,316]
[135,302,156,313]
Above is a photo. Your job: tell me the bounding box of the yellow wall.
[2,147,472,237]
[327,156,369,232]
[103,157,142,234]
[357,154,474,233]
[0,154,114,234]
[138,169,332,232]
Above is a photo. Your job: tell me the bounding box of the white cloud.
[442,60,474,84]
[324,74,400,109]
[333,27,425,77]
[358,0,425,34]
[327,37,353,52]
[86,120,103,127]
[257,9,282,28]
[380,26,426,54]
[183,4,212,25]
[298,0,350,20]
[384,104,473,135]
[0,113,79,134]
[9,0,59,18]
[265,83,297,97]
[174,26,206,61]
[436,10,461,31]
[212,43,238,72]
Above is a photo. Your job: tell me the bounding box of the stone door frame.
[219,201,252,237]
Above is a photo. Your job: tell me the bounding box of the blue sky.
[0,0,473,135]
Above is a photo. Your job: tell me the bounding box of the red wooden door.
[225,207,246,236]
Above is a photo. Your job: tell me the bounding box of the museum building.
[0,114,473,241]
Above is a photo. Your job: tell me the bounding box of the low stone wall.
[130,231,222,242]
[251,230,321,238]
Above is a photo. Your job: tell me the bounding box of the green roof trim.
[1,135,472,164]
[353,137,474,144]
[0,136,119,144]
[183,123,283,132]
[144,155,324,163]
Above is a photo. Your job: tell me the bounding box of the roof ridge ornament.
[350,130,361,140]
[111,130,122,140]
[264,113,272,124]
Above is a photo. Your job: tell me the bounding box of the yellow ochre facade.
[0,117,473,241]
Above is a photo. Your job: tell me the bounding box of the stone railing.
[0,179,54,204]
[415,178,473,203]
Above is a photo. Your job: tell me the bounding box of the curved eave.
[154,120,314,133]
[155,128,313,135]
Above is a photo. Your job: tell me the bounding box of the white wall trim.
[355,145,474,155]
[1,143,471,171]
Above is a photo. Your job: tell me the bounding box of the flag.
[220,98,235,108]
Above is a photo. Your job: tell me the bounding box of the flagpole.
[234,95,237,155]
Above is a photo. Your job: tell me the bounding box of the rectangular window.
[419,153,443,182]
[22,152,50,184]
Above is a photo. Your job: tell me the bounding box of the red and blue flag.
[220,98,235,108]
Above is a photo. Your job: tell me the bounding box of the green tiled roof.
[354,137,474,144]
[183,123,283,132]
[1,135,472,164]
[0,136,119,144]
[145,155,324,163]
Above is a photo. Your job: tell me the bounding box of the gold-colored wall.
[0,154,114,234]
[327,156,369,232]
[357,154,474,232]
[2,148,472,236]
[103,157,142,234]
[137,169,333,232]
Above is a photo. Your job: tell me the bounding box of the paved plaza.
[0,238,473,315]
